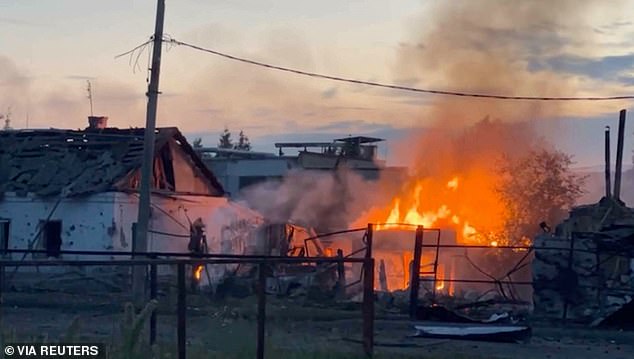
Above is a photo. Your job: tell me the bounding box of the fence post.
[336,249,346,298]
[257,263,267,359]
[150,262,157,345]
[409,226,423,319]
[365,224,373,259]
[0,262,3,333]
[177,263,186,359]
[362,257,375,358]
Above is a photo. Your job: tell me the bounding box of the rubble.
[533,197,634,324]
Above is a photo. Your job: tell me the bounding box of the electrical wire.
[114,38,153,60]
[165,38,634,102]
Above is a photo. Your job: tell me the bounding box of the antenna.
[3,107,11,130]
[86,80,94,116]
[25,98,30,129]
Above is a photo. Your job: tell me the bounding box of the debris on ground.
[413,322,532,343]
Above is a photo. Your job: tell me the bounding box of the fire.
[462,222,477,240]
[194,265,204,281]
[435,265,445,291]
[359,173,509,294]
[372,175,504,247]
[447,177,458,190]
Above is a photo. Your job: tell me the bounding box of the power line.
[164,38,634,102]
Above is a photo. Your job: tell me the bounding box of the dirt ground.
[2,290,633,359]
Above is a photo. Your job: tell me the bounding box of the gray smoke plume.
[239,168,385,233]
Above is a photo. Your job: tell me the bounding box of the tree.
[496,148,586,244]
[218,128,233,149]
[192,137,203,149]
[235,130,252,151]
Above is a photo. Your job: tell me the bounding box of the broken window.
[39,220,62,258]
[159,144,176,190]
[0,219,9,255]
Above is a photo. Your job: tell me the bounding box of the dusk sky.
[1,0,634,168]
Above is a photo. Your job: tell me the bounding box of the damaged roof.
[0,127,225,197]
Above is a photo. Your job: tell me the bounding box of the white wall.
[0,192,117,274]
[112,192,265,283]
[111,193,263,253]
[1,192,265,282]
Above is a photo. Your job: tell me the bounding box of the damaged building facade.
[0,118,267,281]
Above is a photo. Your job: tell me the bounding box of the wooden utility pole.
[133,0,166,304]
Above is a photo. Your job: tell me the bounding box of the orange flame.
[360,173,508,294]
[372,175,502,247]
[447,177,459,190]
[194,265,204,281]
[435,265,445,291]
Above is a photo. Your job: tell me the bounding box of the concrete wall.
[0,192,264,282]
[111,193,263,254]
[0,192,117,273]
[206,158,295,196]
[111,192,265,282]
[205,156,408,198]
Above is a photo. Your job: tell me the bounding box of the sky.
[1,0,634,168]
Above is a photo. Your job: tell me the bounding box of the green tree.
[218,128,233,149]
[192,137,203,149]
[497,148,586,244]
[235,130,252,151]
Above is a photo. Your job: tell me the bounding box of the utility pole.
[133,0,165,305]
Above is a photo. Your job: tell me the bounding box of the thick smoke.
[240,168,384,233]
[239,0,629,235]
[395,0,630,125]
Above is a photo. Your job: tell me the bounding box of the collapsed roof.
[0,127,224,197]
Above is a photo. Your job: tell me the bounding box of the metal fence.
[1,224,624,358]
[0,252,375,359]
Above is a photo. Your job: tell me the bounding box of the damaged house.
[0,117,268,281]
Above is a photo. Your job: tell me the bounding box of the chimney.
[87,116,108,130]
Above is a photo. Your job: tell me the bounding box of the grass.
[157,345,481,359]
[1,296,488,359]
